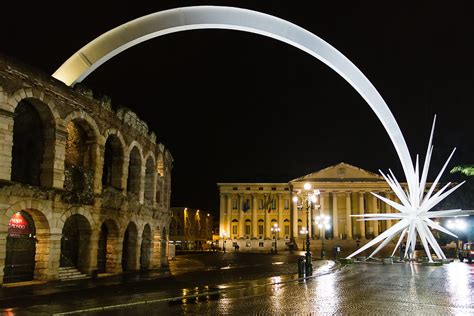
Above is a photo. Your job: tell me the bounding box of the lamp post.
[271,223,280,254]
[293,183,320,276]
[316,214,331,259]
[300,227,308,250]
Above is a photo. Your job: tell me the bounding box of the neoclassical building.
[0,56,172,284]
[218,162,402,251]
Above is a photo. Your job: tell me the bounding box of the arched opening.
[11,99,54,186]
[144,157,155,201]
[64,120,96,203]
[102,134,124,190]
[122,222,138,271]
[60,214,92,273]
[127,147,141,196]
[160,227,167,265]
[140,224,152,270]
[245,219,251,239]
[97,219,119,273]
[4,211,36,283]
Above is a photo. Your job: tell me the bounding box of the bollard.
[298,256,306,278]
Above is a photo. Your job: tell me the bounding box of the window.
[272,199,277,210]
[233,187,238,190]
[259,241,264,247]
[271,187,276,191]
[232,199,238,210]
[246,241,251,247]
[258,187,263,191]
[259,199,264,210]
[284,199,289,210]
[285,225,290,235]
[258,225,264,235]
[284,188,289,191]
[245,225,251,235]
[232,225,237,235]
[298,225,302,234]
[246,187,250,191]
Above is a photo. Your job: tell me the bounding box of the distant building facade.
[169,207,214,250]
[0,56,172,284]
[218,163,402,251]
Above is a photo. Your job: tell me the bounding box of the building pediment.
[290,162,383,183]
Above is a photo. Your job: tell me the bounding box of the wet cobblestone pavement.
[2,253,474,315]
[94,261,474,315]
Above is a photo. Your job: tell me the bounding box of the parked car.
[458,242,474,263]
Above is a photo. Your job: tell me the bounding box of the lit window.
[232,199,238,210]
[232,225,237,235]
[258,225,264,235]
[259,199,264,210]
[284,199,289,210]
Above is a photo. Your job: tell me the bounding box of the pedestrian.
[407,245,412,262]
[356,239,360,248]
[400,244,406,261]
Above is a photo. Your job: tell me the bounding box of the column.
[252,194,258,239]
[345,192,352,239]
[0,111,14,181]
[332,192,339,239]
[238,194,244,238]
[359,192,366,238]
[386,193,393,229]
[220,194,226,238]
[264,194,271,239]
[372,194,379,237]
[319,192,325,238]
[291,195,298,240]
[226,194,232,237]
[277,194,283,239]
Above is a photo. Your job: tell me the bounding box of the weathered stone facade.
[0,56,172,284]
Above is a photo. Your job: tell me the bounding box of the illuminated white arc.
[52,5,416,189]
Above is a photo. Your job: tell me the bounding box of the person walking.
[400,244,406,261]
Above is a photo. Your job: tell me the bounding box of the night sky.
[1,1,473,215]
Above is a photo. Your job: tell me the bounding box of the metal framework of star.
[347,116,466,262]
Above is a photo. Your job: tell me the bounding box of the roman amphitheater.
[0,56,172,284]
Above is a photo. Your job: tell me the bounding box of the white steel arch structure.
[53,6,465,260]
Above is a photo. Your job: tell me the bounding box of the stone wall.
[0,56,173,284]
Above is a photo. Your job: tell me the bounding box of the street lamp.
[293,183,320,276]
[271,223,281,254]
[300,227,308,250]
[316,214,331,259]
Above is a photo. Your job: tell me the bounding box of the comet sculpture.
[347,116,466,262]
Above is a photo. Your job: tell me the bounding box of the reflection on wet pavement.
[96,262,474,315]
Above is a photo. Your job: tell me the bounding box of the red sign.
[8,213,30,237]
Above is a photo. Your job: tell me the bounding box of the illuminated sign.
[8,212,30,237]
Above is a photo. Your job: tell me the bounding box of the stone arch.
[60,214,92,274]
[144,154,156,202]
[97,218,120,274]
[140,223,152,270]
[10,95,57,187]
[122,221,138,271]
[1,205,51,283]
[155,152,164,206]
[52,6,417,192]
[102,129,126,191]
[63,111,101,203]
[127,145,143,196]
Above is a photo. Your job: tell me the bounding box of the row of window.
[231,199,290,210]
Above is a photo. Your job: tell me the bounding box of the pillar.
[319,192,325,238]
[42,233,62,281]
[0,111,13,181]
[226,194,232,238]
[332,192,339,239]
[372,194,379,237]
[291,195,298,239]
[277,194,283,238]
[219,193,226,237]
[238,194,244,238]
[359,192,366,238]
[386,193,393,229]
[264,194,271,239]
[85,230,100,276]
[345,192,352,239]
[252,194,258,239]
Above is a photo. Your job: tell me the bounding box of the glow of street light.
[292,196,298,202]
[304,183,311,190]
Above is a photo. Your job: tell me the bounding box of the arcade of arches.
[0,57,172,284]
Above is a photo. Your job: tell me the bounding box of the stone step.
[58,267,88,281]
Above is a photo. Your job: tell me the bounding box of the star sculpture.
[347,116,466,262]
